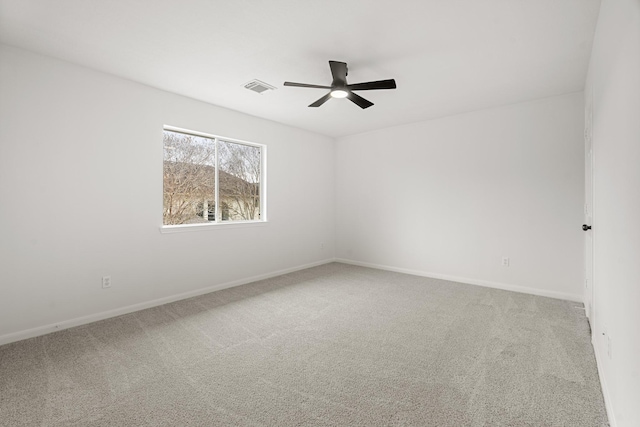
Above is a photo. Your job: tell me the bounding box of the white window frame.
[160,125,267,233]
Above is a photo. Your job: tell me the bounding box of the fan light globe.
[330,89,348,98]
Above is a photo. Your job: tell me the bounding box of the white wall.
[586,0,640,425]
[335,93,585,301]
[0,44,335,343]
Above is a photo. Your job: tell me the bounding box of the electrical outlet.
[320,242,325,250]
[502,257,510,267]
[607,336,612,359]
[102,276,111,289]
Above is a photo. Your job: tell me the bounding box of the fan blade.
[329,61,348,85]
[347,79,397,91]
[347,92,374,109]
[309,93,332,107]
[284,82,332,89]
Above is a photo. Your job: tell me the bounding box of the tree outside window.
[163,129,263,226]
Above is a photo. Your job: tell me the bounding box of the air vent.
[244,79,276,94]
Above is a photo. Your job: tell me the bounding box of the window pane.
[163,130,216,225]
[217,140,261,221]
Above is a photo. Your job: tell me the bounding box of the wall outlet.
[607,336,612,359]
[102,276,112,289]
[502,257,510,267]
[320,242,325,250]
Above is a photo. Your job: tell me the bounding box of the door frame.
[584,86,595,331]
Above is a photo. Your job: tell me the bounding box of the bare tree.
[163,132,215,225]
[163,131,262,224]
[218,141,261,220]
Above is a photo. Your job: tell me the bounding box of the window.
[162,127,264,227]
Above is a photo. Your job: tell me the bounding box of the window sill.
[160,220,268,234]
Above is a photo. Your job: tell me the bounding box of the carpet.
[0,263,608,426]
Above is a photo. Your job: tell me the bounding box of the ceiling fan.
[284,60,397,109]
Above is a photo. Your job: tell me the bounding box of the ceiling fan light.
[330,89,348,98]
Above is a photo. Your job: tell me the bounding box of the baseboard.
[0,258,336,346]
[335,258,583,302]
[0,257,583,346]
[593,336,617,427]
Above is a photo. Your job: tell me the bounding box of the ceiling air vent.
[244,79,276,94]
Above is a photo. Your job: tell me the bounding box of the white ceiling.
[0,0,601,138]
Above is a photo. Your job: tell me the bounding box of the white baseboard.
[593,336,616,427]
[335,258,583,302]
[0,258,335,346]
[0,257,584,346]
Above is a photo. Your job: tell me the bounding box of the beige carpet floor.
[0,263,608,426]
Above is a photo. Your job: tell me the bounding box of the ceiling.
[0,0,601,138]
